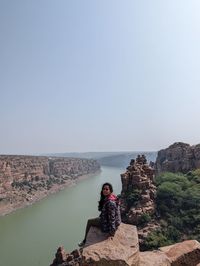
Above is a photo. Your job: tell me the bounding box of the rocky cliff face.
[155,142,200,174]
[0,155,100,216]
[120,155,156,225]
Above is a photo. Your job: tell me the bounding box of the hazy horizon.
[0,150,157,156]
[1,1,200,154]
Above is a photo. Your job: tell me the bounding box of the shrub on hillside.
[125,189,141,207]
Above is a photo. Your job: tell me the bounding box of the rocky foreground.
[50,223,200,266]
[0,155,100,216]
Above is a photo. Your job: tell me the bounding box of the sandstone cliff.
[155,142,200,174]
[0,155,100,216]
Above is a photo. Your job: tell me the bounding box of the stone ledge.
[159,240,200,266]
[82,223,140,266]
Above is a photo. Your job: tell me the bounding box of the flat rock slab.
[139,251,171,266]
[159,240,200,266]
[82,223,139,266]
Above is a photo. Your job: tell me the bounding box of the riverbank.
[0,169,101,217]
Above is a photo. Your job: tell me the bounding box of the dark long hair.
[98,182,113,211]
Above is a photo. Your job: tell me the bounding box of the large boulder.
[159,240,200,266]
[50,238,200,266]
[82,223,140,266]
[139,240,200,266]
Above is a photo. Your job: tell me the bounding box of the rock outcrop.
[139,251,171,266]
[120,155,156,225]
[155,142,200,174]
[51,247,81,266]
[140,240,200,266]
[159,240,200,266]
[0,155,100,216]
[51,223,140,266]
[82,223,139,266]
[50,225,200,266]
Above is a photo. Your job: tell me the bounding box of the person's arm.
[107,201,116,236]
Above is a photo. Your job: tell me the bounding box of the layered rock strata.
[0,155,100,216]
[155,142,200,174]
[120,155,156,225]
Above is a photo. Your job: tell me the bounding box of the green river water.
[0,166,124,266]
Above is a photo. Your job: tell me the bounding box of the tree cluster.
[143,170,200,249]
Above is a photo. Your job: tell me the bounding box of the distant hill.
[45,152,124,159]
[45,151,157,168]
[97,152,157,168]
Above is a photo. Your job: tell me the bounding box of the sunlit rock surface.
[155,142,200,174]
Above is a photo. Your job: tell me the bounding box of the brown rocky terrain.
[120,155,158,246]
[155,142,200,174]
[50,224,200,266]
[0,155,100,216]
[120,155,156,224]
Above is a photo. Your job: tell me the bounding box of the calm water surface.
[0,166,124,266]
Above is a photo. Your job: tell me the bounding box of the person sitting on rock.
[78,182,121,247]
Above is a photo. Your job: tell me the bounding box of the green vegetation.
[143,229,173,249]
[143,170,200,250]
[138,213,152,226]
[11,176,67,191]
[125,189,141,207]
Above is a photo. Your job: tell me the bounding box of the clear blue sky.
[1,0,200,154]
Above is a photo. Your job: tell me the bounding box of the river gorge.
[0,165,124,266]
